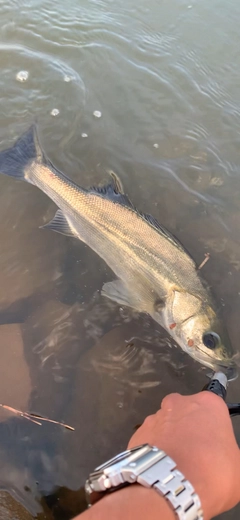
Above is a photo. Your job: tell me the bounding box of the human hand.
[128,392,240,519]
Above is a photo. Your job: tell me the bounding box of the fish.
[0,125,237,378]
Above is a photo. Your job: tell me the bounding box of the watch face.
[94,444,147,473]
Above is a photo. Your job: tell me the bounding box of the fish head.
[152,289,237,379]
[178,307,237,380]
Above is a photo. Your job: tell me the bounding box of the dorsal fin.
[89,171,134,209]
[141,212,194,260]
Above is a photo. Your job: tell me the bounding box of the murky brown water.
[0,0,240,518]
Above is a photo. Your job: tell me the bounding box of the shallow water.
[0,0,240,518]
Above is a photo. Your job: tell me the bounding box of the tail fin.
[0,124,44,179]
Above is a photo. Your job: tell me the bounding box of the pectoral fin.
[101,279,137,308]
[41,209,76,237]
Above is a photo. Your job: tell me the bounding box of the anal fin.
[40,209,76,237]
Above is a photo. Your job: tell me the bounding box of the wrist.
[85,443,204,520]
[82,484,175,520]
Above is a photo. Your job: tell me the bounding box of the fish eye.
[202,332,221,350]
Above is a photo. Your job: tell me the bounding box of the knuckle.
[161,392,181,410]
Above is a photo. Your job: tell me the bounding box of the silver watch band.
[137,452,203,520]
[85,444,204,520]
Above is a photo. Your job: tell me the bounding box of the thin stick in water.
[28,412,75,431]
[198,253,210,270]
[0,404,75,430]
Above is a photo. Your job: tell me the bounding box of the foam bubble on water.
[81,133,88,138]
[64,75,71,82]
[153,143,159,149]
[16,70,29,82]
[51,108,60,116]
[93,110,102,118]
[210,177,224,186]
[188,5,193,8]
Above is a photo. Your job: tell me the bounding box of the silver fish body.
[0,125,236,377]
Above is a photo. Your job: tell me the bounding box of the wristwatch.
[85,444,203,520]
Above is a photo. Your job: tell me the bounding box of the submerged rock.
[0,324,31,423]
[22,300,86,419]
[0,491,33,520]
[0,177,66,311]
[58,320,204,496]
[0,490,53,519]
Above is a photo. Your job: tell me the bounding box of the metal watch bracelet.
[85,444,204,520]
[136,448,203,520]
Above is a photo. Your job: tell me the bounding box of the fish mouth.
[210,360,238,382]
[191,349,238,381]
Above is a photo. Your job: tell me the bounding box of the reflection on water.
[0,0,240,518]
